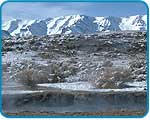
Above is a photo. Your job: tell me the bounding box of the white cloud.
[2,2,147,21]
[2,2,89,21]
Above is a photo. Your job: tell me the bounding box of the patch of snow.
[2,90,44,95]
[126,81,146,87]
[2,51,49,67]
[2,20,11,31]
[119,15,146,31]
[38,82,94,91]
[2,51,35,64]
[11,20,35,36]
[112,59,129,67]
[142,15,147,24]
[37,81,146,92]
[67,15,82,26]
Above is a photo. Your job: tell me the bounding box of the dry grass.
[93,67,132,89]
[16,62,74,86]
[16,68,49,87]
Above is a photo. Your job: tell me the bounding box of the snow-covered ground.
[37,81,146,92]
[2,51,48,66]
[126,81,146,88]
[2,90,44,95]
[2,31,146,96]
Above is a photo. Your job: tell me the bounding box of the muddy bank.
[2,90,146,115]
[5,110,146,116]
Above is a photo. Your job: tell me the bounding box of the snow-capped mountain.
[2,14,147,37]
[2,30,11,38]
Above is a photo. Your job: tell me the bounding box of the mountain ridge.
[2,14,147,37]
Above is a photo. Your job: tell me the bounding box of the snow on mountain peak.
[119,15,146,31]
[2,14,147,37]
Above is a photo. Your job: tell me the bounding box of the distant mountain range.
[2,14,147,37]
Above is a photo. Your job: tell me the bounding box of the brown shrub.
[17,68,49,87]
[2,63,11,72]
[93,67,132,89]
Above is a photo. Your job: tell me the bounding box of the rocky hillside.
[2,31,146,89]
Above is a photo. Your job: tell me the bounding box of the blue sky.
[2,2,147,21]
